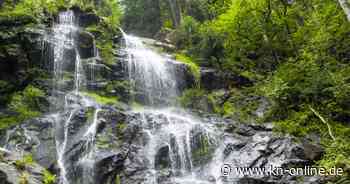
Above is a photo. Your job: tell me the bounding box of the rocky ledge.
[0,106,327,184]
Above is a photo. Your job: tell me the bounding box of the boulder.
[0,150,47,184]
[200,68,253,90]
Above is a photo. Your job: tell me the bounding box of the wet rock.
[190,126,216,167]
[221,122,324,183]
[94,151,126,184]
[76,31,95,59]
[77,12,100,28]
[292,139,324,162]
[0,116,57,169]
[155,146,171,170]
[169,61,196,91]
[0,150,47,184]
[200,68,253,90]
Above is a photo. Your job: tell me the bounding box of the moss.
[97,40,114,65]
[131,102,144,110]
[43,169,56,184]
[88,21,117,65]
[115,174,121,184]
[82,91,118,105]
[106,81,130,94]
[191,134,215,167]
[175,53,201,85]
[0,85,45,130]
[15,154,34,171]
[86,107,95,122]
[19,172,29,184]
[178,88,206,109]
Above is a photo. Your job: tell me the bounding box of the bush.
[43,170,56,184]
[178,88,206,110]
[175,53,200,84]
[0,85,45,129]
[15,154,34,170]
[82,91,118,105]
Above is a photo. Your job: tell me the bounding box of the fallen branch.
[309,106,336,141]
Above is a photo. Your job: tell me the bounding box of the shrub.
[43,170,56,184]
[175,53,200,84]
[82,91,118,105]
[0,85,45,129]
[15,154,34,170]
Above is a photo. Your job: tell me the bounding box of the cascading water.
[49,10,102,184]
[121,32,225,183]
[50,11,78,184]
[121,32,178,106]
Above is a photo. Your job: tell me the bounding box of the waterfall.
[51,11,78,184]
[121,31,178,106]
[49,10,101,184]
[121,32,224,183]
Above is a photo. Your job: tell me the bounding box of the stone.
[155,146,171,170]
[0,152,46,184]
[76,31,95,59]
[71,6,100,27]
[200,67,253,90]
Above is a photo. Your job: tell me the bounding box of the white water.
[122,32,224,183]
[121,31,178,106]
[51,10,101,184]
[51,11,77,184]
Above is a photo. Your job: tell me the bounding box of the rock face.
[0,7,330,184]
[200,68,253,90]
[0,116,57,169]
[0,23,47,105]
[0,149,47,184]
[222,123,325,184]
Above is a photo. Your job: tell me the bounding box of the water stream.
[50,10,101,184]
[43,10,225,184]
[121,32,225,183]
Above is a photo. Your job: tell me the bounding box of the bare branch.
[309,106,336,141]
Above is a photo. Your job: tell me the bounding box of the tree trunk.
[167,0,182,27]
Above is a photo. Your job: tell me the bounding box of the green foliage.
[172,0,350,176]
[191,134,214,167]
[82,91,118,105]
[115,174,121,184]
[96,0,121,30]
[115,122,126,140]
[19,172,29,184]
[15,154,34,170]
[43,170,56,184]
[182,0,232,21]
[0,0,67,19]
[175,53,200,84]
[87,0,122,65]
[120,0,163,36]
[178,88,206,110]
[174,16,200,49]
[0,85,45,129]
[0,80,14,104]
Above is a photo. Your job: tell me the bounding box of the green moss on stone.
[43,169,56,184]
[175,53,200,85]
[82,91,118,105]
